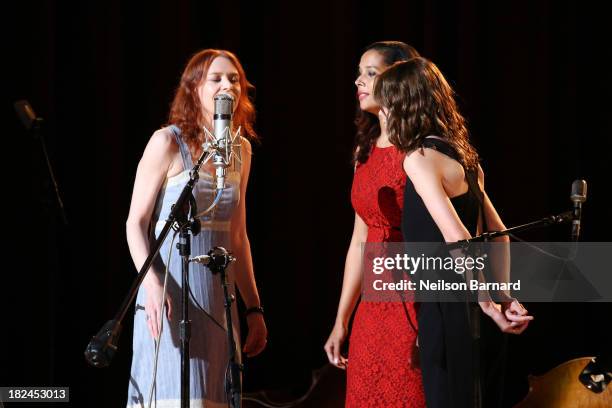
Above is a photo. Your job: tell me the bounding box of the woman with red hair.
[125,49,267,407]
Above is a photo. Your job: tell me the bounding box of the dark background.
[3,0,611,407]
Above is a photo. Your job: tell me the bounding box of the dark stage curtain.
[4,1,610,406]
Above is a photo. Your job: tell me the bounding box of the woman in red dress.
[324,41,426,407]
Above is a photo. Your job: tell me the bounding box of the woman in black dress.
[373,57,534,408]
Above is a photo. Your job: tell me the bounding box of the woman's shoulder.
[152,125,181,145]
[407,137,460,162]
[143,126,180,160]
[152,125,179,140]
[404,143,442,164]
[402,141,453,180]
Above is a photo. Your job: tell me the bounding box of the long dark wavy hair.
[374,57,479,169]
[167,49,257,156]
[354,41,420,164]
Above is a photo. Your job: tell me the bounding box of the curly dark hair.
[374,57,479,169]
[354,41,420,164]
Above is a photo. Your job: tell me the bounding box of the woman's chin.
[361,105,380,115]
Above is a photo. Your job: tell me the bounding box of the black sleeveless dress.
[401,137,506,408]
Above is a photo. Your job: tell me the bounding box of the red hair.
[168,49,257,155]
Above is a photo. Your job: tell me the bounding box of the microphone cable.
[145,224,230,407]
[195,188,224,219]
[506,232,578,262]
[240,365,331,408]
[147,230,177,408]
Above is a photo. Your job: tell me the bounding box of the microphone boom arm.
[84,146,212,367]
[448,210,574,251]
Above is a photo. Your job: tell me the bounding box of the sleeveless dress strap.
[421,137,462,163]
[465,170,489,233]
[168,124,194,169]
[422,136,489,232]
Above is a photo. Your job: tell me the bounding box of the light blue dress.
[127,125,242,408]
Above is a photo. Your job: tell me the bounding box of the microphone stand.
[191,247,242,408]
[199,119,244,407]
[13,101,68,225]
[446,209,575,408]
[85,147,211,408]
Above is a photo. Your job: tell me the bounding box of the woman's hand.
[243,313,267,357]
[324,321,349,369]
[479,299,532,334]
[501,298,532,332]
[143,280,172,340]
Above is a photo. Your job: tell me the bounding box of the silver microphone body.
[212,94,234,190]
[570,179,587,241]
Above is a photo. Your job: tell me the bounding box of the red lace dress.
[346,145,425,407]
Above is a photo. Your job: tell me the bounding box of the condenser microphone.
[212,94,234,190]
[14,100,43,130]
[570,179,587,241]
